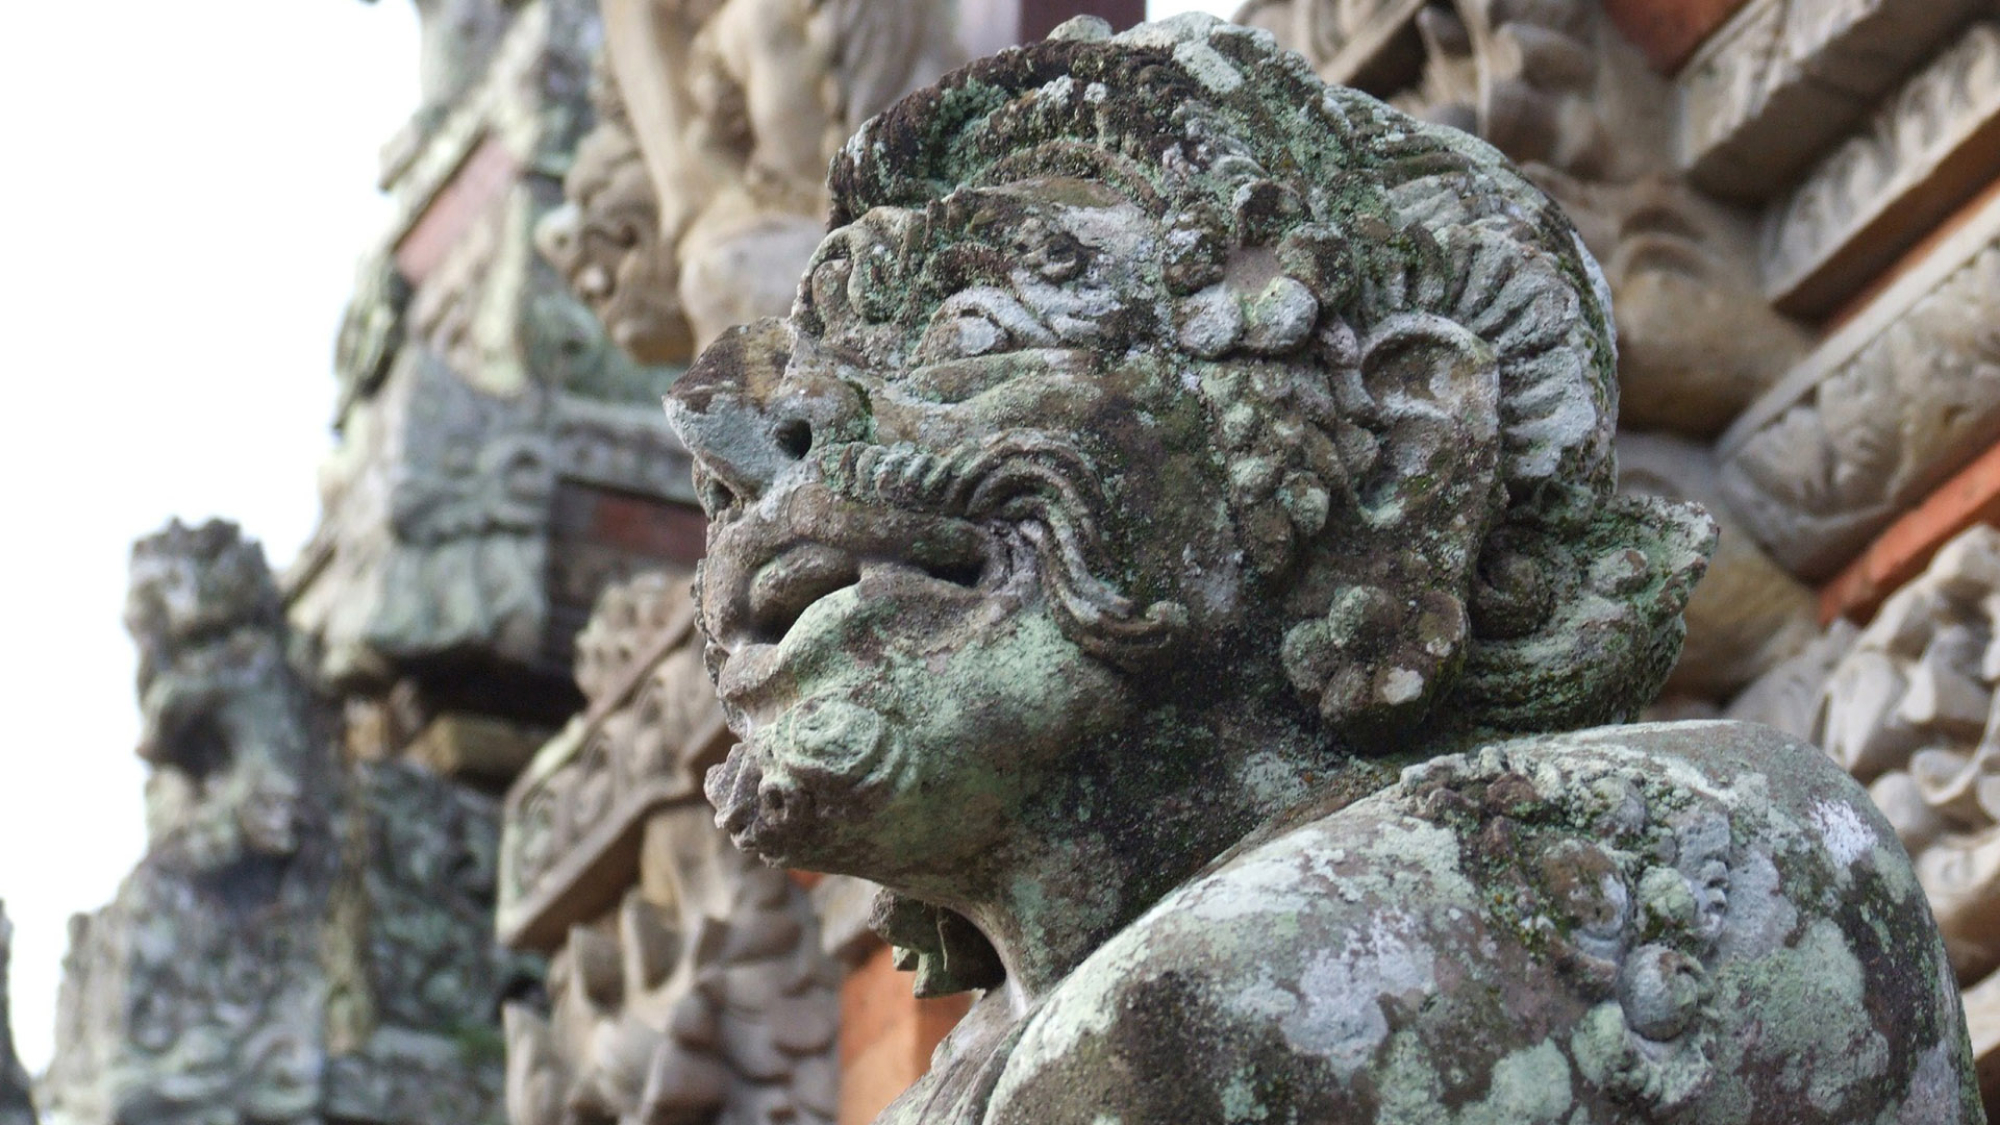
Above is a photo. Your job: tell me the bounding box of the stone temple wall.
[39,1,709,1122]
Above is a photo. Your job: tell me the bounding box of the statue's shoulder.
[984,720,1980,1125]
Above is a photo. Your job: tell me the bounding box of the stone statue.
[42,522,526,1125]
[664,15,1981,1123]
[0,905,33,1125]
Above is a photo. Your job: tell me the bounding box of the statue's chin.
[703,698,896,865]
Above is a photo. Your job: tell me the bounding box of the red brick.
[393,138,520,284]
[1602,0,1755,74]
[1821,440,2000,625]
[839,944,973,1125]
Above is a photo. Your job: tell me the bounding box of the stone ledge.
[496,733,720,953]
[1717,175,2000,579]
[1677,0,1985,202]
[1762,22,2000,319]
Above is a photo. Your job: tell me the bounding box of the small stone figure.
[664,16,1982,1123]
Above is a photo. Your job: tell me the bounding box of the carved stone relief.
[303,0,698,695]
[1618,431,1819,701]
[541,0,964,361]
[532,57,692,366]
[1761,21,2000,318]
[1719,189,2000,580]
[499,572,840,1125]
[291,352,555,686]
[1241,0,1809,437]
[41,523,523,1125]
[1676,0,1990,202]
[1803,526,2000,986]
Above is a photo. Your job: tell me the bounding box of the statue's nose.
[663,318,865,507]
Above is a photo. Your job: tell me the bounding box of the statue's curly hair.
[815,14,1711,738]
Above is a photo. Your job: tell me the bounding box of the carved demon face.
[666,178,1231,877]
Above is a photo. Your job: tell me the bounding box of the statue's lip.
[710,557,987,712]
[702,499,997,708]
[703,486,994,651]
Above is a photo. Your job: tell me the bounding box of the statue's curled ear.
[1278,312,1504,740]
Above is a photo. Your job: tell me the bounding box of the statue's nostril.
[774,419,813,460]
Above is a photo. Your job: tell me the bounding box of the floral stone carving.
[1809,526,2000,989]
[663,16,1981,1123]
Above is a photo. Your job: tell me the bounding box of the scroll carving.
[1618,432,1819,702]
[1760,21,2000,317]
[1676,0,1988,201]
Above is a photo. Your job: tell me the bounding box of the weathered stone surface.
[1718,182,2000,581]
[1761,21,2000,318]
[538,0,964,361]
[41,522,522,1125]
[1618,432,1818,701]
[662,15,1978,1122]
[294,8,699,696]
[1676,0,1989,202]
[499,572,840,1125]
[0,906,34,1125]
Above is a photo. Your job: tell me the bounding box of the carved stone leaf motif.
[1804,525,2000,984]
[1720,226,2000,580]
[1617,432,1819,701]
[501,573,712,911]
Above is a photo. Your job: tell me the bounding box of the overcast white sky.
[0,1,420,1072]
[0,0,1235,1080]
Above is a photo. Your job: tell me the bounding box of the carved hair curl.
[822,15,1711,736]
